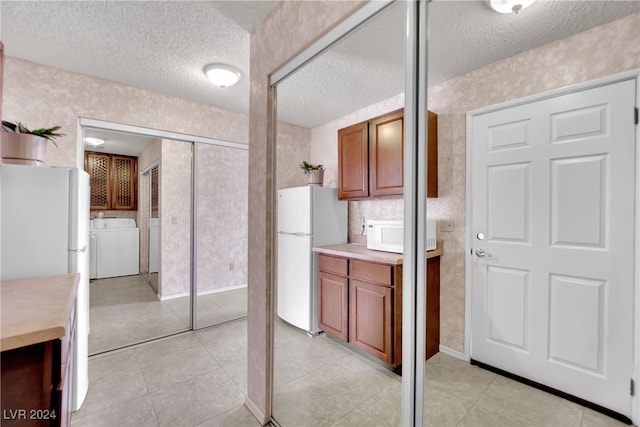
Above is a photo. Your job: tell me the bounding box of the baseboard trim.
[438,345,467,361]
[157,284,248,301]
[244,397,269,426]
[470,359,632,425]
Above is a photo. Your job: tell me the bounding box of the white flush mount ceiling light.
[84,137,105,147]
[488,0,536,14]
[204,64,241,88]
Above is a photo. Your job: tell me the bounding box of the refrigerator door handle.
[278,231,311,237]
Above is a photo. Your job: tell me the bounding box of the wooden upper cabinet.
[111,155,137,210]
[338,121,369,199]
[86,152,111,210]
[85,152,137,211]
[337,109,438,200]
[370,109,404,197]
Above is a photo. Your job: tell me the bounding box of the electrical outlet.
[441,220,454,232]
[229,262,235,271]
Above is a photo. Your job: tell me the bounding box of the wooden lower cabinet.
[349,279,393,364]
[318,253,440,368]
[426,257,441,360]
[318,272,349,342]
[0,303,76,427]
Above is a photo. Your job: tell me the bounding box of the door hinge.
[635,107,638,125]
[631,378,635,396]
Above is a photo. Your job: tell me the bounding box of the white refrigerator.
[1,164,90,412]
[277,186,347,335]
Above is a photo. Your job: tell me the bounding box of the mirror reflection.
[273,3,406,425]
[84,129,249,355]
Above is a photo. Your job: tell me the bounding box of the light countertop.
[1,273,79,351]
[313,240,443,265]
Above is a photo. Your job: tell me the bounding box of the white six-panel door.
[470,79,636,417]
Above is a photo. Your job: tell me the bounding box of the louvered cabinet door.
[85,152,111,210]
[111,155,137,210]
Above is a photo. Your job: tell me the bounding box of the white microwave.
[366,219,437,253]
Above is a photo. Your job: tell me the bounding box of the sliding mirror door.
[195,141,249,329]
[272,3,407,425]
[86,132,192,355]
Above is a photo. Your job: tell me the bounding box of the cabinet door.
[85,152,111,210]
[338,121,369,200]
[427,110,438,198]
[369,109,404,197]
[318,272,349,341]
[349,279,393,364]
[426,256,440,360]
[111,155,137,210]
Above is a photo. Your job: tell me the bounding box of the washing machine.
[92,218,140,279]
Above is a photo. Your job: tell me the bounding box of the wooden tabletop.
[313,240,443,265]
[1,273,79,351]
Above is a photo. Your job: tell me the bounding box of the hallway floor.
[72,318,629,427]
[89,275,247,354]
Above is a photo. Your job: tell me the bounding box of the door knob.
[475,248,491,258]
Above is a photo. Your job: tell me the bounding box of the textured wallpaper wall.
[196,143,249,294]
[159,140,192,298]
[2,57,249,168]
[307,12,640,352]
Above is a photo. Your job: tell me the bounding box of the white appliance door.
[277,233,312,331]
[310,186,348,246]
[1,165,70,280]
[95,229,140,278]
[67,168,90,411]
[68,246,89,411]
[277,186,311,234]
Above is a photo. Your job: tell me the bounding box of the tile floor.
[89,275,247,354]
[73,316,629,427]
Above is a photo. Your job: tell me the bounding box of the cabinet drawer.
[350,260,393,286]
[318,255,348,276]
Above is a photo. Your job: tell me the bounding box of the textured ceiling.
[2,0,640,153]
[1,0,278,118]
[277,0,640,127]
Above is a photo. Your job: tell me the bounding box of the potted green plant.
[299,161,325,185]
[1,120,64,166]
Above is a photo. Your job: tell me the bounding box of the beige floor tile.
[423,385,475,427]
[196,318,247,366]
[355,381,401,427]
[88,348,141,381]
[71,394,158,427]
[330,407,387,427]
[138,345,223,393]
[81,302,627,427]
[581,409,630,427]
[460,376,584,427]
[195,405,262,427]
[221,357,248,395]
[273,354,396,427]
[149,374,245,427]
[136,331,204,359]
[424,355,495,405]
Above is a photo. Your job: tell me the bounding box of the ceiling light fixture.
[488,0,536,14]
[204,64,241,88]
[84,137,105,147]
